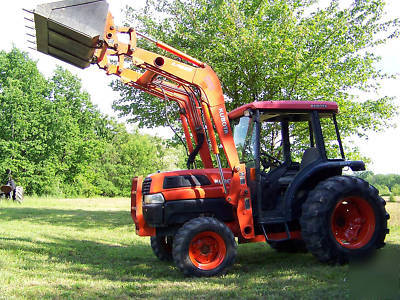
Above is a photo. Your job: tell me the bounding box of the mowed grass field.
[0,196,399,299]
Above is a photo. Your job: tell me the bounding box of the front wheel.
[172,217,237,277]
[300,176,389,264]
[150,236,173,261]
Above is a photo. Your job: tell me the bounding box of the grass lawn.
[0,196,399,299]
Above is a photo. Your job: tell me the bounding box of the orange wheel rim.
[188,231,226,270]
[331,196,376,249]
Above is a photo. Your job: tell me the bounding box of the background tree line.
[112,0,399,165]
[0,48,185,197]
[358,171,400,198]
[2,0,400,197]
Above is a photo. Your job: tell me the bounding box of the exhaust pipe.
[32,0,109,69]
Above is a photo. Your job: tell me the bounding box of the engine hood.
[143,168,233,201]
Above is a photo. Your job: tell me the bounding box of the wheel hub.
[188,231,226,270]
[331,196,376,249]
[335,216,346,228]
[200,245,210,255]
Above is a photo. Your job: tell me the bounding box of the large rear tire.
[172,217,237,277]
[300,176,389,264]
[150,236,173,261]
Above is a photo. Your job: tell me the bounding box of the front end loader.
[28,0,389,277]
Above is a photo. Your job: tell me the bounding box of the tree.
[357,172,400,197]
[94,123,183,196]
[0,48,52,193]
[46,67,107,196]
[375,184,390,196]
[0,48,184,197]
[392,184,400,196]
[112,0,399,160]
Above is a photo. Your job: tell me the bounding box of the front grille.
[142,177,152,195]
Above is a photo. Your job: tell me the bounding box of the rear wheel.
[300,176,389,264]
[150,236,173,261]
[173,217,237,277]
[267,239,307,253]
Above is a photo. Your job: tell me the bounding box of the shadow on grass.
[0,207,131,229]
[5,233,396,298]
[1,206,399,298]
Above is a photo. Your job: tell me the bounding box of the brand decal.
[219,108,229,135]
[214,179,231,185]
[311,104,327,108]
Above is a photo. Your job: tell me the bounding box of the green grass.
[0,197,399,299]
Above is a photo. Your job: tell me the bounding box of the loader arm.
[95,19,241,170]
[31,1,255,239]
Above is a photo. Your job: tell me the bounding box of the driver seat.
[277,147,320,186]
[300,147,320,169]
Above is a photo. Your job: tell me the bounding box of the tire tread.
[300,175,389,264]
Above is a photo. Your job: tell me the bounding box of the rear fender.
[283,160,365,221]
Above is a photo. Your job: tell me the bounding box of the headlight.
[143,193,165,204]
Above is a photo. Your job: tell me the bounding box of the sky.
[1,0,399,174]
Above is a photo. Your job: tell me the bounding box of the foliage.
[94,123,185,197]
[112,0,399,162]
[375,184,391,196]
[358,171,400,196]
[389,194,395,202]
[0,48,183,197]
[392,184,400,196]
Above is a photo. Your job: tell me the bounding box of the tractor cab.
[229,101,365,225]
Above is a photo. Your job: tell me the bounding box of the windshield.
[232,116,256,167]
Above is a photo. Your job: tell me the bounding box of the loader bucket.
[33,0,109,68]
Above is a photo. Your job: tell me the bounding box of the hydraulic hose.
[186,131,205,169]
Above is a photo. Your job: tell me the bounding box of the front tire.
[172,217,237,277]
[300,176,389,264]
[150,236,173,261]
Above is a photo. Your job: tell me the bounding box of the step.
[257,210,286,224]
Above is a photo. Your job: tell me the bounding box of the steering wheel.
[260,150,282,170]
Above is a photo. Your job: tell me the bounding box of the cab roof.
[228,101,338,120]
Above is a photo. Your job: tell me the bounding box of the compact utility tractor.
[29,0,389,276]
[0,169,24,203]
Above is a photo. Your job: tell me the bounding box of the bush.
[389,194,396,202]
[375,185,391,196]
[391,184,400,196]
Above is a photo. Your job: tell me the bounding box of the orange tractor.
[29,0,389,276]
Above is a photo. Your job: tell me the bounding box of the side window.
[320,116,343,159]
[233,116,256,167]
[289,120,313,163]
[260,121,283,163]
[242,122,256,167]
